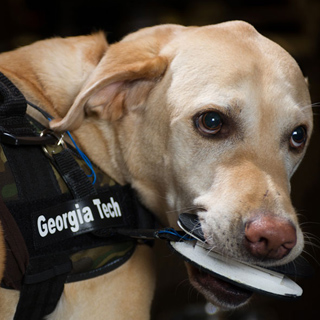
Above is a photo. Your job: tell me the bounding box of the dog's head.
[50,21,313,308]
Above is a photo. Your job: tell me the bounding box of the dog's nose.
[244,216,297,260]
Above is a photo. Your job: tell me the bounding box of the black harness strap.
[52,149,97,198]
[0,196,29,290]
[0,73,82,320]
[14,254,72,320]
[0,73,61,202]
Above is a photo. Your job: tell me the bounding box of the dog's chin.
[186,263,253,309]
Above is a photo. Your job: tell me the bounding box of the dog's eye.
[196,112,223,135]
[290,126,307,148]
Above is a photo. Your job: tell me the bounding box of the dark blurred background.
[1,0,319,319]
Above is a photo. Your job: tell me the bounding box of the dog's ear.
[50,24,184,132]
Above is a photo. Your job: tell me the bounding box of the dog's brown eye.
[196,112,222,135]
[290,126,307,148]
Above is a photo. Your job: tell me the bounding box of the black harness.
[0,72,187,319]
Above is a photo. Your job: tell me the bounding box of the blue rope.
[46,116,96,185]
[157,228,195,241]
[65,131,97,185]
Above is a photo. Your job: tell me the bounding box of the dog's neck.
[0,35,129,185]
[67,120,130,185]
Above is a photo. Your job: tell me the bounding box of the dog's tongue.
[171,213,312,298]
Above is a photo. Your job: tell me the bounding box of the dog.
[0,21,313,319]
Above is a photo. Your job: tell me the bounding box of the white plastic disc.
[170,240,303,298]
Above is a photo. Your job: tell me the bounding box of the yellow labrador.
[0,21,313,319]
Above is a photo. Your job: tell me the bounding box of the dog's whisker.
[300,220,320,227]
[304,240,320,250]
[175,277,190,294]
[206,246,218,257]
[190,222,202,233]
[311,102,320,107]
[300,230,320,242]
[304,237,320,252]
[299,101,320,111]
[165,205,199,215]
[301,249,320,267]
[304,243,320,253]
[302,232,320,253]
[303,231,320,241]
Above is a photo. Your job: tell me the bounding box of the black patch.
[32,189,133,248]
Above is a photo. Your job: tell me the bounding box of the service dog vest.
[0,72,156,319]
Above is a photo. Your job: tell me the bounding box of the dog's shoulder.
[0,33,108,117]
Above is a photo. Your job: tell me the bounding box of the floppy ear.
[50,24,184,132]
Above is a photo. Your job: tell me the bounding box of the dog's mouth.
[187,263,253,308]
[170,213,306,309]
[177,213,253,307]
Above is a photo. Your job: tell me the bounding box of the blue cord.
[46,117,96,185]
[65,131,97,185]
[158,228,195,241]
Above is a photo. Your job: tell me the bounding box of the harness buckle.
[41,129,66,159]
